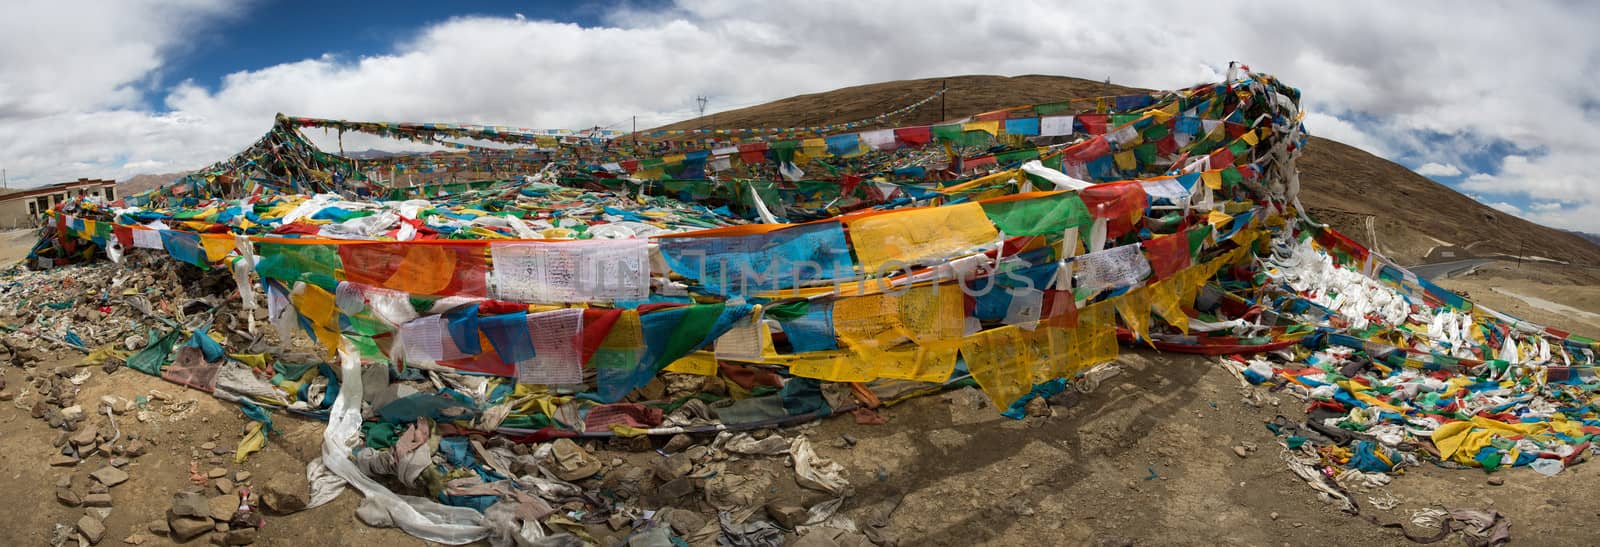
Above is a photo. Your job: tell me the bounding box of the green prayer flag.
[981,192,1092,236]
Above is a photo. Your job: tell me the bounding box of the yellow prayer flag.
[664,352,718,376]
[1114,150,1137,170]
[1201,170,1224,190]
[1114,286,1152,343]
[1241,129,1259,146]
[844,203,999,273]
[960,326,1032,408]
[962,120,1000,135]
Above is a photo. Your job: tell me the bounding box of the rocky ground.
[3,230,1600,546]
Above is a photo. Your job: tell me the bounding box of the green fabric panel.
[127,329,182,375]
[931,124,964,142]
[1187,225,1214,256]
[980,192,1093,236]
[995,149,1041,165]
[1134,143,1158,165]
[657,303,726,369]
[1221,166,1244,188]
[1142,122,1170,141]
[763,300,810,322]
[255,242,342,285]
[1229,140,1251,156]
[1110,114,1140,127]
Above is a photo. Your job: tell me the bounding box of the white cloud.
[1530,202,1564,212]
[3,1,1600,230]
[1485,201,1523,215]
[1414,162,1462,177]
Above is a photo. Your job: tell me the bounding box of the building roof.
[0,178,115,203]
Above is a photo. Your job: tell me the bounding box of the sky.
[2,0,1598,231]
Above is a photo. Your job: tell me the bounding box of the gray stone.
[662,434,694,453]
[56,488,81,507]
[146,519,170,536]
[77,515,105,544]
[214,478,234,495]
[657,477,694,500]
[208,495,237,522]
[123,439,147,457]
[166,512,212,543]
[170,492,211,518]
[200,442,216,451]
[70,425,99,447]
[223,528,257,545]
[765,501,808,530]
[91,466,129,487]
[82,493,113,507]
[207,467,227,479]
[49,453,80,467]
[233,471,250,483]
[260,479,308,514]
[652,453,693,481]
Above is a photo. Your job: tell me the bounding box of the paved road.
[1407,258,1494,280]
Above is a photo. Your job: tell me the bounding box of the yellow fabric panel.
[961,326,1032,408]
[1074,302,1119,371]
[201,235,236,263]
[291,282,341,358]
[664,352,718,376]
[1020,326,1072,385]
[802,138,827,157]
[963,120,999,135]
[788,351,876,382]
[834,283,966,350]
[1241,129,1259,146]
[845,203,999,272]
[1149,280,1189,334]
[1202,170,1223,190]
[1114,150,1136,170]
[869,342,959,383]
[1114,286,1152,342]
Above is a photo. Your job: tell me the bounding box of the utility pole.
[940,80,947,122]
[696,96,709,120]
[632,116,637,147]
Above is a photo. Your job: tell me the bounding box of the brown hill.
[652,75,1600,267]
[118,171,188,196]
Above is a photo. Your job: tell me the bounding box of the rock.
[661,508,706,536]
[663,434,694,454]
[207,467,227,479]
[212,446,229,456]
[1025,396,1050,418]
[1488,476,1505,486]
[91,466,130,487]
[49,453,80,467]
[109,457,129,468]
[214,478,235,495]
[260,478,308,514]
[765,501,809,529]
[56,488,81,507]
[56,475,72,488]
[1233,446,1250,458]
[200,442,216,451]
[77,515,106,544]
[146,520,170,536]
[0,390,12,401]
[607,513,629,531]
[233,471,250,483]
[123,440,147,457]
[122,533,150,545]
[170,492,212,518]
[214,523,229,532]
[652,453,693,481]
[83,493,113,507]
[657,477,695,501]
[89,482,108,494]
[1270,512,1280,520]
[54,430,71,448]
[208,495,237,522]
[222,528,256,545]
[166,512,213,543]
